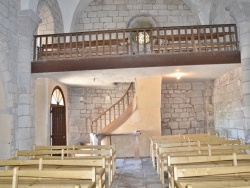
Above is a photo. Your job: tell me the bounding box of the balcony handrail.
[34,24,237,38]
[90,83,135,133]
[33,24,239,61]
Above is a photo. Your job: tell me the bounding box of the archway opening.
[50,86,66,146]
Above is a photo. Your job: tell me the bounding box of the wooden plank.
[31,51,240,73]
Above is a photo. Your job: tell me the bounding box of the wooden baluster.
[150,28,153,54]
[171,28,174,52]
[178,27,181,52]
[57,35,60,59]
[190,26,195,52]
[144,29,147,54]
[129,30,133,55]
[33,36,37,61]
[89,33,91,57]
[76,34,78,58]
[109,109,111,124]
[102,32,105,55]
[197,26,201,52]
[136,30,139,54]
[228,25,233,50]
[123,30,126,54]
[157,29,160,53]
[70,34,72,58]
[82,33,85,57]
[51,35,54,59]
[104,113,107,128]
[203,26,207,51]
[96,32,98,56]
[164,29,167,53]
[109,32,112,55]
[222,25,227,50]
[127,93,129,106]
[116,31,118,55]
[63,35,66,58]
[185,27,188,52]
[210,26,214,51]
[45,36,48,59]
[40,36,43,60]
[216,26,220,51]
[123,97,125,112]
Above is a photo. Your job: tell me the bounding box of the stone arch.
[37,0,64,34]
[127,14,158,29]
[70,0,93,32]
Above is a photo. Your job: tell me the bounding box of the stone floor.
[111,158,167,188]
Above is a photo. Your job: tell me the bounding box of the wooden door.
[51,106,66,145]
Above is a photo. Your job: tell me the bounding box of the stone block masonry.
[214,67,244,140]
[73,0,198,31]
[161,81,214,135]
[68,83,131,145]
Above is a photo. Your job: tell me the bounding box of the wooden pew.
[158,144,249,186]
[33,144,116,184]
[0,167,96,188]
[0,158,106,188]
[16,149,114,187]
[174,165,250,188]
[151,134,220,169]
[167,153,250,188]
[150,133,214,169]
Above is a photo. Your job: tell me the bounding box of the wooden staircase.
[90,83,137,135]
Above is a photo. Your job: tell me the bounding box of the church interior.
[0,0,250,187]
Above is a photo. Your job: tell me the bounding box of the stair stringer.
[100,96,137,135]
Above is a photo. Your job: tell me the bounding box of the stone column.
[226,0,250,143]
[17,10,41,150]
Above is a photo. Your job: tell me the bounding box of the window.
[51,87,64,106]
[136,31,150,44]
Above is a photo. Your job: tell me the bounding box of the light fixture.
[176,72,182,80]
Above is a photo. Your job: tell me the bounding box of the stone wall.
[68,83,131,145]
[0,0,20,158]
[210,0,235,24]
[161,81,214,135]
[214,67,244,140]
[37,0,64,34]
[73,0,198,31]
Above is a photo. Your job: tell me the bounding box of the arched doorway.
[50,86,66,145]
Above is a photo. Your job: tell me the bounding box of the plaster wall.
[214,67,244,140]
[113,77,162,157]
[35,78,68,146]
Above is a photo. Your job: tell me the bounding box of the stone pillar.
[17,10,41,150]
[226,0,250,143]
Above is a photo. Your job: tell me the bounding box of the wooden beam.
[31,51,240,73]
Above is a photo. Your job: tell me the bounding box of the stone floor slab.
[111,157,165,188]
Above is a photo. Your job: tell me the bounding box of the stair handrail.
[90,83,135,133]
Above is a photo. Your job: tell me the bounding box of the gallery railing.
[33,24,238,61]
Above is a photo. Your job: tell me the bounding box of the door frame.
[50,86,66,146]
